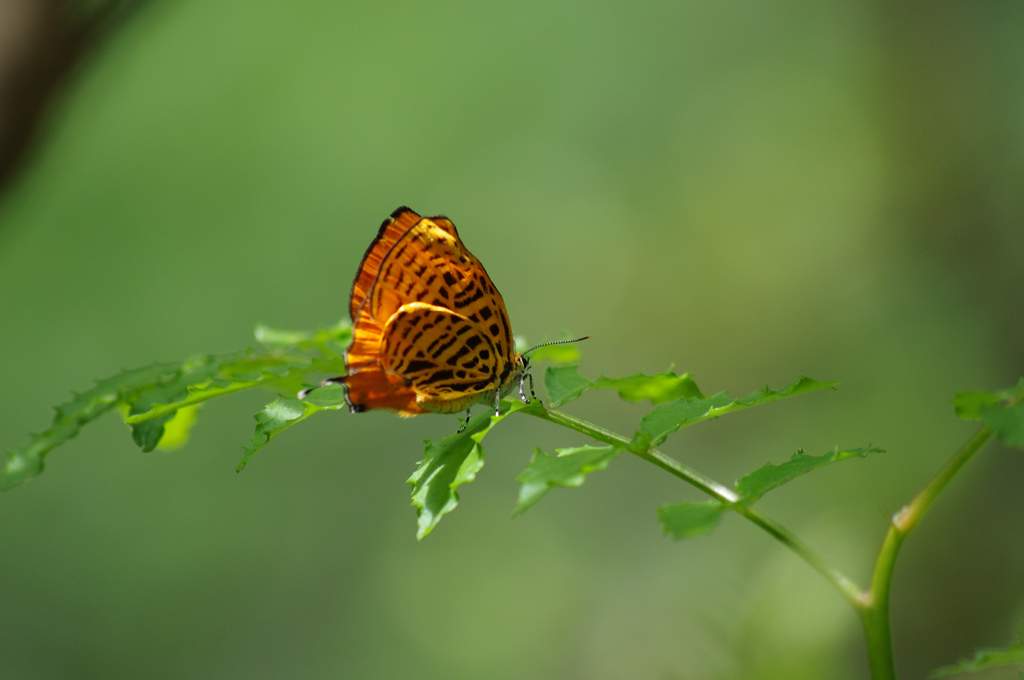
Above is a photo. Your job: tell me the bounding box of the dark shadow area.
[0,0,149,198]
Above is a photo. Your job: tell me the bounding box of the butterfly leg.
[527,370,539,403]
[297,376,345,400]
[457,409,472,434]
[518,372,528,404]
[493,390,501,417]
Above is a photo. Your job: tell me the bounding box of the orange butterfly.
[306,207,584,422]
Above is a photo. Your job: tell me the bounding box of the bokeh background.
[2,1,1023,678]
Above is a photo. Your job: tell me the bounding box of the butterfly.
[303,206,585,424]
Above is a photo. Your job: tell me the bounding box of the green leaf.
[515,445,619,513]
[123,349,341,431]
[955,379,1024,448]
[657,500,725,540]
[658,443,878,539]
[544,365,592,406]
[124,354,226,452]
[932,641,1024,677]
[4,321,352,488]
[237,397,319,472]
[409,400,527,539]
[544,365,702,407]
[954,392,1003,421]
[638,376,837,447]
[984,403,1024,447]
[593,371,703,404]
[736,446,885,502]
[2,362,179,491]
[155,405,201,451]
[131,417,170,452]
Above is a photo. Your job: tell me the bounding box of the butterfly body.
[340,207,523,416]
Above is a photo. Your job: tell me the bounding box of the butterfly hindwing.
[382,303,505,401]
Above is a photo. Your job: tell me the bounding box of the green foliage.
[514,368,863,545]
[422,368,843,533]
[5,317,1019,679]
[2,362,177,490]
[515,445,619,513]
[543,365,702,407]
[658,446,882,540]
[544,365,593,406]
[0,322,874,551]
[239,398,319,472]
[125,353,239,452]
[955,379,1024,448]
[155,405,201,451]
[408,401,529,539]
[735,446,885,501]
[593,371,703,404]
[1,322,351,491]
[932,641,1024,677]
[237,383,351,472]
[657,501,725,539]
[637,377,837,447]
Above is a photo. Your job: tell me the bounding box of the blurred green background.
[2,1,1023,678]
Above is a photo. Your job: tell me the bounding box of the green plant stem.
[859,425,993,680]
[524,402,994,679]
[522,402,864,606]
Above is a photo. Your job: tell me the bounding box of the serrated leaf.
[2,363,178,491]
[409,401,527,539]
[932,641,1024,677]
[657,500,725,539]
[124,350,337,430]
[515,445,619,513]
[545,365,593,406]
[237,397,319,472]
[5,322,351,489]
[955,379,1024,448]
[736,446,885,502]
[125,354,226,452]
[638,377,837,447]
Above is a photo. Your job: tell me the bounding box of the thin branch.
[859,425,993,680]
[521,401,864,607]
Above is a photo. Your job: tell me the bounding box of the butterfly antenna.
[522,336,590,357]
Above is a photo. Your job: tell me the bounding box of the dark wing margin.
[349,206,422,322]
